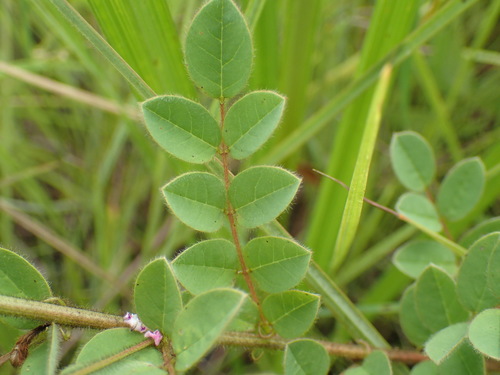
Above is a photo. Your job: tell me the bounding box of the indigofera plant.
[1,0,500,374]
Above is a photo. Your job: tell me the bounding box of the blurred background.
[0,0,499,372]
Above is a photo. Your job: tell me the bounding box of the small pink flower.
[123,312,147,333]
[145,330,163,346]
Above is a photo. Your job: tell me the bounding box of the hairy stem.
[0,295,127,329]
[0,295,437,367]
[4,295,500,370]
[218,100,264,322]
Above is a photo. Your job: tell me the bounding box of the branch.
[0,295,423,364]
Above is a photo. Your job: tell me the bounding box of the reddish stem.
[219,100,266,323]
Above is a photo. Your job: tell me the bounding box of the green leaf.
[172,288,247,371]
[409,361,438,375]
[424,323,468,364]
[244,236,311,293]
[262,291,319,339]
[436,157,485,221]
[227,297,259,332]
[456,232,500,312]
[134,258,182,336]
[284,339,330,375]
[71,328,163,373]
[393,240,456,279]
[396,193,442,232]
[229,166,301,228]
[20,324,61,375]
[362,351,392,375]
[224,91,285,159]
[400,285,434,346]
[172,239,238,294]
[61,360,167,375]
[0,247,52,329]
[142,95,221,164]
[390,131,435,192]
[343,368,369,375]
[468,308,500,360]
[414,266,469,333]
[162,172,226,232]
[185,0,252,98]
[343,351,392,375]
[459,217,500,248]
[437,340,485,375]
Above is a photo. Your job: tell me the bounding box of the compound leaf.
[436,157,485,221]
[284,339,330,375]
[142,96,220,164]
[468,309,500,360]
[396,193,442,232]
[437,340,484,375]
[224,91,285,159]
[134,258,182,336]
[400,285,434,346]
[459,217,500,248]
[172,288,246,371]
[162,172,226,232]
[343,351,392,375]
[390,131,435,192]
[172,239,238,294]
[456,232,500,312]
[185,0,252,98]
[424,323,468,364]
[393,240,456,279]
[243,236,311,293]
[71,328,163,373]
[414,266,469,334]
[0,247,52,329]
[262,291,319,339]
[409,361,438,375]
[229,166,300,228]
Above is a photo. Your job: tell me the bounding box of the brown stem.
[220,332,500,370]
[161,340,176,375]
[219,100,265,323]
[313,169,400,217]
[4,324,50,368]
[2,297,499,370]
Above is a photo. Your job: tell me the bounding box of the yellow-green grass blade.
[307,0,421,269]
[330,65,393,272]
[258,0,480,167]
[244,0,267,32]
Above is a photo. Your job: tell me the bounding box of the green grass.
[1,0,499,372]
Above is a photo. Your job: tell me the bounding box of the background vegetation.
[0,0,499,373]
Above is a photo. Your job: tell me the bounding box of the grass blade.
[45,0,155,99]
[330,65,392,272]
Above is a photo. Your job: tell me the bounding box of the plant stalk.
[0,295,127,330]
[218,100,265,323]
[0,295,435,367]
[4,295,500,370]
